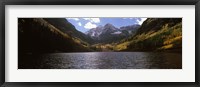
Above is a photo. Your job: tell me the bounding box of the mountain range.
[86,23,140,43]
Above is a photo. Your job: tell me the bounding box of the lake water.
[19,52,182,69]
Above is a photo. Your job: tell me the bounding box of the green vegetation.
[114,21,182,52]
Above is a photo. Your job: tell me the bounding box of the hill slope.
[114,18,182,52]
[44,18,94,44]
[18,18,92,54]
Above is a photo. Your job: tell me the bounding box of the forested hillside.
[114,18,182,52]
[43,18,94,44]
[18,18,92,54]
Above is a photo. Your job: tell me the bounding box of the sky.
[66,18,147,33]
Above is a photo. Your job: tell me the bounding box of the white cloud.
[67,18,79,21]
[83,18,100,23]
[137,18,147,25]
[84,22,97,29]
[123,18,147,25]
[78,22,82,26]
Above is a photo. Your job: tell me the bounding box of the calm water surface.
[19,52,182,69]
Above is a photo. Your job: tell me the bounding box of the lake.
[18,52,182,69]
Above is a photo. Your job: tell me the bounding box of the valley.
[18,18,182,53]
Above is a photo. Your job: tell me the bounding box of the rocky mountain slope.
[86,23,140,43]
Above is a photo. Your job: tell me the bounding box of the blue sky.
[66,18,147,33]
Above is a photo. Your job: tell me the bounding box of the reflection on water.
[19,52,182,69]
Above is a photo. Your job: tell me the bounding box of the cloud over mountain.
[84,22,97,29]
